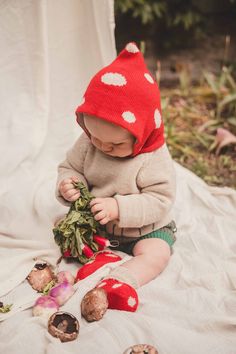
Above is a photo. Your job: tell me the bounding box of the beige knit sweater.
[56,133,176,238]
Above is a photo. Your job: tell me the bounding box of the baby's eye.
[114,142,123,146]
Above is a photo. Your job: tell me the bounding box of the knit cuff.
[104,266,139,289]
[114,194,144,228]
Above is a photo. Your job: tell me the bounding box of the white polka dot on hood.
[125,42,139,53]
[144,73,154,84]
[122,111,136,123]
[154,109,162,128]
[101,72,127,86]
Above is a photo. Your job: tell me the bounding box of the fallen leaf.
[211,127,236,155]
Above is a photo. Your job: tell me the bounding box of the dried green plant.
[161,66,236,188]
[203,66,236,120]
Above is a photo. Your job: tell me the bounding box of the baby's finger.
[64,178,73,184]
[59,179,72,189]
[99,216,110,225]
[65,189,80,199]
[60,183,74,193]
[94,210,106,221]
[68,192,80,202]
[71,176,79,182]
[90,203,103,214]
[90,198,103,207]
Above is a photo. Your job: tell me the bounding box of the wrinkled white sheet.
[1,1,236,354]
[0,0,116,297]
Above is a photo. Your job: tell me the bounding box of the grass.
[160,66,236,189]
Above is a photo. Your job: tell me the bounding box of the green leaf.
[0,304,13,313]
[42,280,56,295]
[228,117,236,126]
[218,93,236,114]
[53,182,106,264]
[203,71,219,95]
[66,210,81,224]
[75,228,83,255]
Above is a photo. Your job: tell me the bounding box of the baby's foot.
[97,278,138,312]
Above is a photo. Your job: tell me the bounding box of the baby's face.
[84,115,135,157]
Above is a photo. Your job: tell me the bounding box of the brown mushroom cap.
[27,263,55,292]
[81,288,108,322]
[48,311,79,342]
[123,344,159,354]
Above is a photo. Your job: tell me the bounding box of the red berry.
[63,249,71,258]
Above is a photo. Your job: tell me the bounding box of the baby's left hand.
[90,197,119,225]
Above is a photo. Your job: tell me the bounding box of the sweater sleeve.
[114,145,176,228]
[55,133,90,205]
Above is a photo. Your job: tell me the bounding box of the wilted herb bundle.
[53,182,102,264]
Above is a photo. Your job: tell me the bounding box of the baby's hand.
[90,197,119,225]
[59,176,80,202]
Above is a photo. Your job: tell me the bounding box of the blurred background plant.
[115,0,236,188]
[115,0,202,29]
[161,65,236,188]
[115,0,236,49]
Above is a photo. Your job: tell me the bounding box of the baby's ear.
[80,113,84,123]
[78,114,91,138]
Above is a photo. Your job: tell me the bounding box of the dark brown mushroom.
[81,288,108,322]
[48,311,79,342]
[27,262,55,292]
[123,344,159,354]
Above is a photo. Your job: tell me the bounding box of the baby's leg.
[81,239,171,321]
[121,238,171,286]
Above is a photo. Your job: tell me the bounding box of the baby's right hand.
[59,176,80,202]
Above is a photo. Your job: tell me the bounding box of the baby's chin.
[103,151,132,158]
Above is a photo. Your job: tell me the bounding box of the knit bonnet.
[76,42,164,156]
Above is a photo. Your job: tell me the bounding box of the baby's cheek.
[91,137,100,149]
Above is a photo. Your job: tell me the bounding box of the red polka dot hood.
[76,42,164,156]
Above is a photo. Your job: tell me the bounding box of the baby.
[56,42,176,318]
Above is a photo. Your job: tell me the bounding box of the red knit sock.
[96,278,138,312]
[75,251,122,281]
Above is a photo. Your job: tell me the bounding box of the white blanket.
[0,1,236,354]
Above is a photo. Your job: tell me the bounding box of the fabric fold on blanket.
[0,0,116,301]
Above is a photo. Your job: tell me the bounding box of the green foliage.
[115,0,202,30]
[203,66,236,120]
[161,66,236,189]
[53,182,102,264]
[42,280,56,295]
[0,303,12,313]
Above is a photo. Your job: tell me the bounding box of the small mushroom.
[48,311,79,342]
[27,263,55,292]
[81,288,108,322]
[123,344,159,354]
